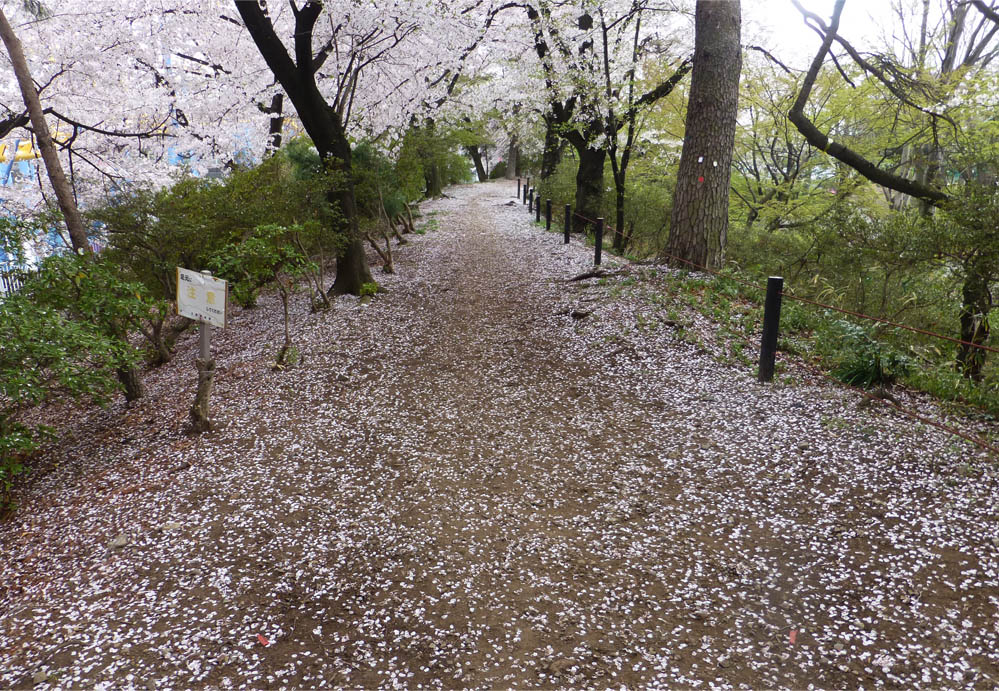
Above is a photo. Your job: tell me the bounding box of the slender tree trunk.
[956,257,992,380]
[466,145,487,182]
[0,9,89,255]
[613,185,626,252]
[572,146,606,234]
[664,0,741,271]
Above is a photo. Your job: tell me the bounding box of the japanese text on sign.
[176,267,227,328]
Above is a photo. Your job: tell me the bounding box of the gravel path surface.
[1,181,997,689]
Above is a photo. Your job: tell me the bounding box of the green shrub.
[0,288,130,510]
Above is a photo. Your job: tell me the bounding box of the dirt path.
[1,182,997,689]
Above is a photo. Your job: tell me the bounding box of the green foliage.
[352,141,407,221]
[0,217,33,267]
[831,322,911,388]
[394,123,474,199]
[359,281,379,298]
[90,140,338,302]
[24,253,162,344]
[0,280,130,509]
[209,224,314,308]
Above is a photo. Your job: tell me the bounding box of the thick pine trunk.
[572,147,606,234]
[664,0,741,271]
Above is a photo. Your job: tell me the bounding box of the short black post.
[517,178,521,198]
[528,188,534,213]
[758,276,785,383]
[594,218,604,266]
[536,195,542,223]
[523,183,527,204]
[545,199,552,231]
[563,205,571,244]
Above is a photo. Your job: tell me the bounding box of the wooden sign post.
[177,268,227,432]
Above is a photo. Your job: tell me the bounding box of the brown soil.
[1,181,997,689]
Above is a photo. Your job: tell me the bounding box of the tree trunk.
[572,146,606,234]
[235,2,373,296]
[0,9,90,255]
[505,133,519,179]
[613,185,626,253]
[264,92,284,156]
[956,257,992,380]
[663,0,741,271]
[466,145,487,182]
[541,117,563,180]
[116,365,146,402]
[325,103,374,295]
[425,162,444,198]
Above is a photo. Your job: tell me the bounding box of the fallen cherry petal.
[257,634,270,647]
[789,630,797,645]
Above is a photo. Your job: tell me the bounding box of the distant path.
[1,181,996,689]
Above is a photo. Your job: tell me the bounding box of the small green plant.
[210,224,316,365]
[359,282,379,298]
[832,322,911,388]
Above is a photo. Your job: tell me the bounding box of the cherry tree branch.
[788,0,949,207]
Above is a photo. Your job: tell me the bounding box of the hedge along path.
[1,181,997,689]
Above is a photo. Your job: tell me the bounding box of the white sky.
[745,0,898,69]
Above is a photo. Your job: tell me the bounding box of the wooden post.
[594,218,604,266]
[190,270,216,432]
[564,204,571,244]
[758,276,784,383]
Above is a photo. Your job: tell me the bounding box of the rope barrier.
[527,183,998,457]
[778,291,999,355]
[798,357,999,457]
[557,197,996,355]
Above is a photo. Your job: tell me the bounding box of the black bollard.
[517,178,521,198]
[564,205,571,244]
[528,188,534,213]
[758,276,784,383]
[594,218,603,266]
[536,195,542,223]
[545,199,552,231]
